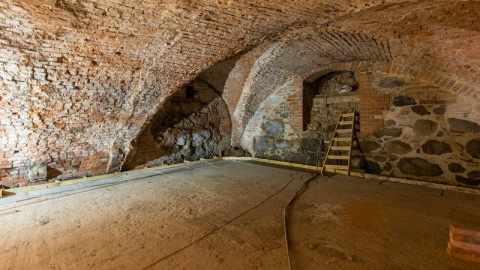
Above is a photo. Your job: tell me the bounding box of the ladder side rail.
[321,113,344,175]
[346,110,356,176]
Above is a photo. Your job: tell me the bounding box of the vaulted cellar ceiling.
[0,0,479,186]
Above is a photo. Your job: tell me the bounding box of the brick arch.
[239,61,382,153]
[306,62,480,98]
[332,0,480,94]
[241,59,480,153]
[300,61,388,136]
[377,63,480,100]
[231,29,391,145]
[222,43,273,146]
[299,61,480,136]
[232,0,480,145]
[300,62,375,80]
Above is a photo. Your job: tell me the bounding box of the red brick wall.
[358,69,390,136]
[285,78,304,133]
[302,61,479,137]
[382,64,479,100]
[301,62,389,136]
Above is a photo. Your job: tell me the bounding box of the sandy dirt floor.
[0,160,479,270]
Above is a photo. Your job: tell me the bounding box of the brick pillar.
[286,77,304,133]
[358,69,390,135]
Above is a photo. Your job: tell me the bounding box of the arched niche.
[122,79,231,170]
[303,70,359,133]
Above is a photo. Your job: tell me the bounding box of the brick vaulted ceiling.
[0,0,479,178]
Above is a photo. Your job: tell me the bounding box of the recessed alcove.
[304,71,359,133]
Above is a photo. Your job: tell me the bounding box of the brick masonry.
[243,62,480,188]
[0,0,479,188]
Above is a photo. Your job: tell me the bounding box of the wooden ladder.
[321,110,357,176]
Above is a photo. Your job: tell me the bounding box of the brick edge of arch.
[300,61,480,136]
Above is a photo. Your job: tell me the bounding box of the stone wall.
[306,71,359,132]
[253,72,360,166]
[241,78,303,156]
[309,93,359,133]
[3,0,359,187]
[1,0,480,188]
[359,74,480,188]
[123,79,231,170]
[249,66,480,189]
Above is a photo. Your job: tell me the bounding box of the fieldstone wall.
[253,72,359,166]
[359,74,480,188]
[250,66,479,189]
[123,80,231,170]
[308,93,359,132]
[306,71,359,133]
[1,0,479,188]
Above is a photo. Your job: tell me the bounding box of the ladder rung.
[321,111,357,177]
[331,146,351,151]
[325,165,349,170]
[333,137,351,142]
[328,155,349,160]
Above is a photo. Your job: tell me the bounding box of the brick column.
[287,77,304,133]
[358,69,390,135]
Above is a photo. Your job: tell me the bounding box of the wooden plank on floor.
[0,190,15,197]
[451,224,480,238]
[250,158,320,171]
[4,157,479,198]
[0,209,20,217]
[252,158,480,195]
[2,158,225,196]
[447,224,480,263]
[346,171,480,195]
[223,157,253,161]
[245,158,480,195]
[447,242,480,263]
[449,225,480,252]
[449,238,480,253]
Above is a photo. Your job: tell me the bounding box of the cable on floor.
[283,172,320,270]
[142,172,301,270]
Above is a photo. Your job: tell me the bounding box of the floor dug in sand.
[0,160,479,269]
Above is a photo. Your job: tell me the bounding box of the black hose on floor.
[142,172,300,269]
[283,172,320,270]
